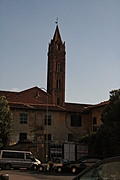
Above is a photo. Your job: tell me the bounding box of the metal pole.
[41,87,48,162]
[46,91,48,161]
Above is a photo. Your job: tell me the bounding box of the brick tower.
[47,25,66,107]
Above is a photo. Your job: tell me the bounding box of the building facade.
[0,25,109,161]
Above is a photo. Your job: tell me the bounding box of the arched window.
[58,43,60,50]
[56,62,61,72]
[57,79,61,89]
[57,98,59,105]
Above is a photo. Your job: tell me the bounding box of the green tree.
[101,89,120,126]
[89,89,120,157]
[0,96,13,148]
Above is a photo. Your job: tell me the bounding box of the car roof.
[1,150,31,153]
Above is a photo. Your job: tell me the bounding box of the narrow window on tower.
[57,98,59,105]
[56,63,61,72]
[57,79,61,89]
[58,44,60,50]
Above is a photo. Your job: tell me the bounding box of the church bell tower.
[47,25,66,107]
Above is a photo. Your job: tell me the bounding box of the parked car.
[39,158,69,173]
[0,150,41,170]
[73,156,120,180]
[68,156,105,173]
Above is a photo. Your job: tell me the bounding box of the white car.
[0,150,41,170]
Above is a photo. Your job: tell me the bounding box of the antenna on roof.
[55,18,58,25]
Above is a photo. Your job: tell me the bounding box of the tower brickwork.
[47,25,66,107]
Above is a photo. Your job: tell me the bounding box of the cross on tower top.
[55,18,58,25]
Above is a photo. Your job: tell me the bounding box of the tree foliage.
[89,89,120,157]
[0,96,13,148]
[101,89,120,126]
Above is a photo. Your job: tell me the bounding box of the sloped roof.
[0,86,109,113]
[88,100,109,109]
[0,87,66,112]
[8,102,66,111]
[65,102,92,113]
[53,25,63,44]
[0,86,52,105]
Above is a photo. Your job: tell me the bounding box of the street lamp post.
[41,87,48,161]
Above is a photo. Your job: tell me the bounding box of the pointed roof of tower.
[53,25,63,44]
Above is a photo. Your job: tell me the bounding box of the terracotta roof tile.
[65,102,92,112]
[0,86,109,112]
[88,100,109,109]
[0,86,52,105]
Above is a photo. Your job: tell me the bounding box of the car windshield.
[77,156,88,162]
[62,159,69,163]
[78,161,120,180]
[26,153,35,161]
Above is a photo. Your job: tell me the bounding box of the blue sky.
[0,0,120,104]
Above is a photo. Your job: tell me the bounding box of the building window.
[68,134,74,141]
[19,133,27,141]
[20,113,27,124]
[93,117,97,132]
[44,134,51,141]
[71,115,82,127]
[57,98,59,105]
[58,43,60,50]
[56,63,61,72]
[57,79,61,89]
[55,42,60,51]
[44,115,51,125]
